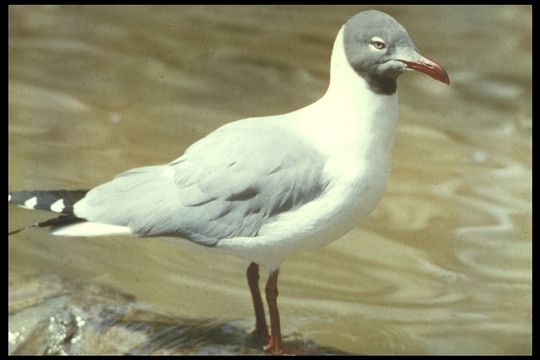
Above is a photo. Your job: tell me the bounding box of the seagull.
[8,10,449,354]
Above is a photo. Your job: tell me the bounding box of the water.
[8,5,531,355]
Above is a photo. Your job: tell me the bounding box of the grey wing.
[75,120,327,246]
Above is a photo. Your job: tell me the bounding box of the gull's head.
[343,10,450,93]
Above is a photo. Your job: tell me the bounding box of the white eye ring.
[369,37,386,50]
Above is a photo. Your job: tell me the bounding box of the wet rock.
[8,271,346,355]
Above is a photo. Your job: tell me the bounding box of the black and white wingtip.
[9,189,132,237]
[8,190,88,214]
[8,189,88,236]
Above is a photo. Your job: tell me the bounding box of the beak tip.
[439,67,451,85]
[441,73,451,85]
[403,57,450,86]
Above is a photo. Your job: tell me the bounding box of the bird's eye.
[370,37,386,50]
[372,41,385,49]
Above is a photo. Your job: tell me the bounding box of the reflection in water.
[9,5,531,355]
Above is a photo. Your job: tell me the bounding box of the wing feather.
[75,119,327,246]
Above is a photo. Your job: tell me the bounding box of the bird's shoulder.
[170,115,325,178]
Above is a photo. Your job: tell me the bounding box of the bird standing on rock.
[9,10,449,354]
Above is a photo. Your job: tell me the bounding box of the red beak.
[401,56,450,85]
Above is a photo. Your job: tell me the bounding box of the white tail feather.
[51,222,132,237]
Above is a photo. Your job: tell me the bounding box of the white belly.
[216,154,391,271]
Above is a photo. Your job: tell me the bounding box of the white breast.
[216,27,400,271]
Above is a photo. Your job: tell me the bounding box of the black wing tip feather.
[8,215,87,236]
[8,189,88,214]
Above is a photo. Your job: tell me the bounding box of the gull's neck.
[296,26,399,160]
[325,27,397,104]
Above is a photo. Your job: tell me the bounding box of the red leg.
[246,262,269,340]
[264,269,285,355]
